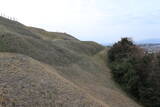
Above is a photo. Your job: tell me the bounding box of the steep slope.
[28,27,78,40]
[0,17,142,107]
[0,16,77,40]
[0,53,108,107]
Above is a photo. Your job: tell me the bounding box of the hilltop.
[0,16,142,107]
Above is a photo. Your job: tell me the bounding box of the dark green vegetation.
[108,38,160,107]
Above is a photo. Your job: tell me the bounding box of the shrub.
[108,37,160,107]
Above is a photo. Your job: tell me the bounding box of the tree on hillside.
[108,38,143,94]
[108,37,160,107]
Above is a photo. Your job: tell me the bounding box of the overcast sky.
[0,0,160,44]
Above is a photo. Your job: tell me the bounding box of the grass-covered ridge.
[0,53,108,107]
[0,16,142,107]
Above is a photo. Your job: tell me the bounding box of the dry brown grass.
[0,16,142,107]
[0,53,109,107]
[27,26,78,41]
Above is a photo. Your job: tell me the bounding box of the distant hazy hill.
[136,38,160,53]
[137,38,160,44]
[139,44,160,53]
[0,16,141,107]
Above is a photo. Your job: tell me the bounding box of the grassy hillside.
[28,27,78,40]
[0,53,108,107]
[0,16,142,107]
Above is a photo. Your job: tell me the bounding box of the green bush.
[108,38,160,107]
